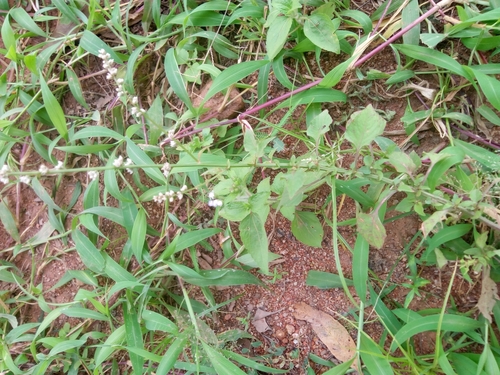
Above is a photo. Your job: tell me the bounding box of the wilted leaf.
[357,211,386,249]
[252,308,284,333]
[293,303,357,370]
[477,267,499,323]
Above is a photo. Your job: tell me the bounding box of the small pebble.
[275,329,286,339]
[286,324,295,334]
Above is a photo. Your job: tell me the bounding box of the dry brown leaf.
[252,308,284,333]
[293,302,358,370]
[477,267,499,323]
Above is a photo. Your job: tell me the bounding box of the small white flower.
[113,155,124,168]
[177,192,183,200]
[162,163,171,177]
[132,96,138,105]
[19,175,31,184]
[153,192,167,203]
[170,140,176,147]
[181,185,187,192]
[0,176,8,184]
[39,165,49,175]
[208,191,215,200]
[130,107,138,115]
[88,170,99,181]
[125,158,134,174]
[208,199,223,208]
[116,78,124,84]
[54,160,64,170]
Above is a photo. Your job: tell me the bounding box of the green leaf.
[304,14,340,53]
[0,200,19,242]
[360,333,394,375]
[126,139,166,184]
[51,0,80,25]
[73,229,105,273]
[57,144,115,155]
[276,88,347,108]
[175,228,222,253]
[157,335,188,374]
[31,177,63,212]
[471,68,500,111]
[390,314,482,352]
[345,105,386,150]
[455,139,500,171]
[39,75,68,141]
[65,68,89,109]
[477,104,500,126]
[357,211,386,249]
[165,48,193,112]
[63,307,107,321]
[291,211,324,248]
[340,10,372,34]
[394,44,470,80]
[401,0,420,45]
[421,210,447,238]
[48,339,86,357]
[80,30,123,64]
[307,109,332,144]
[203,343,247,375]
[222,349,289,373]
[123,304,144,374]
[10,8,47,36]
[306,270,353,289]
[352,234,369,303]
[239,213,269,274]
[131,208,147,262]
[266,16,292,60]
[203,60,269,103]
[142,310,178,334]
[95,325,126,368]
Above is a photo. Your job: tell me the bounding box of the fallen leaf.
[477,267,499,323]
[252,308,284,333]
[293,302,357,370]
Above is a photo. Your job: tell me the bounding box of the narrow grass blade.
[369,284,402,335]
[360,333,394,375]
[306,270,353,289]
[142,310,178,334]
[80,30,123,63]
[31,177,63,212]
[95,325,126,368]
[73,229,105,273]
[0,200,20,242]
[353,234,369,303]
[48,339,86,357]
[39,76,68,141]
[401,0,420,46]
[471,68,500,111]
[102,254,137,283]
[175,228,222,253]
[10,8,46,36]
[126,139,165,184]
[203,60,269,103]
[203,342,247,375]
[51,0,80,24]
[123,304,145,374]
[165,48,193,112]
[63,307,107,321]
[390,314,482,352]
[340,10,372,34]
[65,68,88,109]
[222,349,288,373]
[157,335,188,374]
[131,208,146,262]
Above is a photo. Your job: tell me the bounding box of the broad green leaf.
[1,14,15,52]
[63,307,107,321]
[10,8,46,36]
[66,68,89,109]
[266,16,292,60]
[340,10,372,34]
[306,270,353,289]
[307,109,332,144]
[455,139,500,172]
[203,60,269,103]
[357,211,386,249]
[319,57,352,87]
[126,139,166,184]
[80,207,125,227]
[39,76,68,141]
[471,68,500,111]
[157,335,188,374]
[304,14,340,53]
[291,211,324,248]
[73,229,105,273]
[102,254,137,283]
[165,48,193,112]
[352,234,369,303]
[95,325,126,368]
[0,200,20,242]
[360,334,394,375]
[143,310,178,334]
[345,105,386,150]
[239,213,269,274]
[203,343,247,375]
[51,0,80,24]
[477,104,500,126]
[131,208,147,262]
[123,304,144,374]
[390,314,482,352]
[401,0,420,46]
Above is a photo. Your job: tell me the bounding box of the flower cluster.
[130,96,146,118]
[0,165,9,184]
[208,191,223,208]
[98,49,118,80]
[153,185,187,204]
[162,162,171,178]
[166,129,176,147]
[19,176,30,184]
[88,170,99,181]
